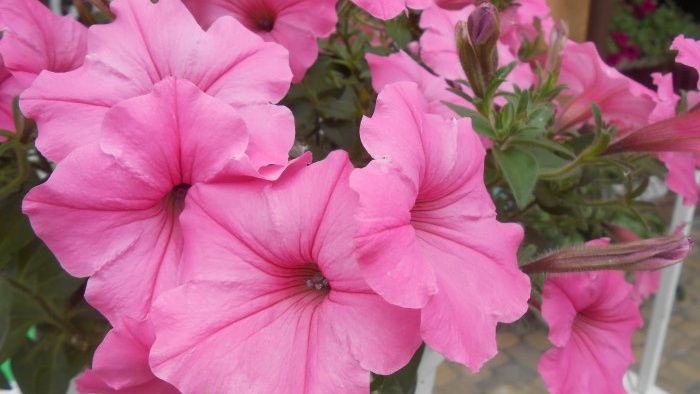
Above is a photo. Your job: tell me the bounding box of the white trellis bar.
[629,187,698,394]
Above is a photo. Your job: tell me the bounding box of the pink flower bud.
[521,235,691,274]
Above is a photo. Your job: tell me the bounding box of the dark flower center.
[166,183,191,212]
[256,16,275,32]
[305,271,330,292]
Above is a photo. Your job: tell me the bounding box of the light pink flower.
[0,0,87,88]
[24,78,292,322]
[182,0,337,82]
[76,318,177,394]
[538,271,644,394]
[419,4,535,89]
[350,0,431,20]
[20,0,291,163]
[350,82,529,370]
[557,41,656,133]
[659,152,700,205]
[499,0,554,53]
[671,35,700,90]
[366,51,470,118]
[649,72,679,123]
[149,151,421,393]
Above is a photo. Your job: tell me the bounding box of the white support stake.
[636,191,697,394]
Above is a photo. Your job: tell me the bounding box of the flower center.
[256,16,275,32]
[165,183,191,213]
[305,272,330,292]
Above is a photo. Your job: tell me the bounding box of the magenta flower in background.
[350,82,529,370]
[23,78,292,322]
[20,0,292,163]
[538,270,643,394]
[557,41,656,133]
[150,151,422,393]
[0,0,87,88]
[76,318,178,394]
[182,0,337,82]
[350,0,431,20]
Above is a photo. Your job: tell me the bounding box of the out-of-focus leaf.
[493,146,539,209]
[13,337,71,394]
[0,279,10,353]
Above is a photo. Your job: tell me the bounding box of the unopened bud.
[456,3,500,99]
[545,20,568,73]
[521,235,692,274]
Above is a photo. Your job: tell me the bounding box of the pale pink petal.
[557,42,656,132]
[659,152,700,206]
[23,146,164,278]
[351,160,438,308]
[366,51,472,118]
[419,5,467,80]
[671,35,700,90]
[99,78,249,187]
[351,82,529,369]
[634,270,662,300]
[539,271,643,394]
[0,0,87,87]
[351,0,431,20]
[152,152,421,393]
[20,0,291,162]
[183,0,337,81]
[419,219,528,370]
[499,0,553,53]
[83,318,177,393]
[649,72,679,123]
[264,20,320,82]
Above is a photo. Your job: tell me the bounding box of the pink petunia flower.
[350,0,431,20]
[149,151,422,393]
[182,0,337,82]
[538,270,644,394]
[24,78,294,322]
[0,0,87,88]
[498,0,554,54]
[556,41,656,133]
[672,35,700,90]
[20,0,292,163]
[419,4,535,90]
[76,318,178,394]
[366,50,471,118]
[350,82,529,370]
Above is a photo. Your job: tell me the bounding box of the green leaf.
[13,338,71,394]
[0,279,10,352]
[493,146,539,209]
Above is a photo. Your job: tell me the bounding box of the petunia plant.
[0,0,696,393]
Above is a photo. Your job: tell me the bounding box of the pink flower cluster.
[1,0,684,393]
[7,0,531,392]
